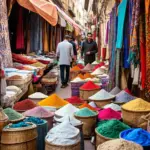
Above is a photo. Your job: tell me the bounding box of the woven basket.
[45,139,80,150]
[1,122,37,144]
[74,113,98,138]
[122,108,150,127]
[95,129,113,148]
[88,98,113,108]
[0,139,37,150]
[79,88,100,101]
[70,71,80,80]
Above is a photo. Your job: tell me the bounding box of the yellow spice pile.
[122,98,150,111]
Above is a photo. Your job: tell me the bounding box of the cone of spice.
[84,73,94,79]
[13,99,37,111]
[79,102,97,111]
[71,66,81,72]
[80,81,100,90]
[75,74,84,79]
[38,94,68,108]
[77,64,84,69]
[67,96,84,104]
[82,63,92,71]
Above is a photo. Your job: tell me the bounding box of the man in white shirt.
[56,35,74,88]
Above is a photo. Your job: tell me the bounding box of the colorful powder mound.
[13,99,37,111]
[71,66,81,72]
[4,108,24,121]
[67,96,84,104]
[83,63,92,71]
[120,128,150,147]
[24,116,45,125]
[24,106,54,118]
[98,108,121,120]
[80,81,100,90]
[77,64,84,69]
[122,98,150,111]
[84,73,94,79]
[96,120,130,138]
[9,122,31,128]
[79,102,97,111]
[75,74,84,79]
[75,108,97,117]
[38,94,68,108]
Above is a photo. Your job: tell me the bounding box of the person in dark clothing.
[69,36,77,67]
[81,33,98,65]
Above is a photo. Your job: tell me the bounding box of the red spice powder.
[98,108,121,120]
[67,96,84,104]
[79,102,97,111]
[77,64,84,69]
[80,81,100,90]
[13,99,37,111]
[93,62,105,71]
[124,88,132,95]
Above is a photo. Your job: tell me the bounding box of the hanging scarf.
[145,0,150,99]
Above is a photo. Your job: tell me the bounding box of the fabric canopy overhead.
[17,0,58,26]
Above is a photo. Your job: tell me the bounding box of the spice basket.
[79,88,100,101]
[45,139,80,150]
[70,71,80,80]
[121,108,150,127]
[0,139,37,150]
[88,98,114,108]
[1,122,37,144]
[95,129,113,148]
[74,112,98,138]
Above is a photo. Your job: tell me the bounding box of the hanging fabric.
[43,21,49,53]
[7,0,16,16]
[16,6,25,50]
[30,12,43,54]
[0,0,13,67]
[145,0,150,99]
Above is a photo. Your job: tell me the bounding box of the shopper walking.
[81,33,98,65]
[56,35,74,88]
[69,36,77,67]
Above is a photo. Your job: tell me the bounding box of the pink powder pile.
[24,106,54,118]
[98,108,121,120]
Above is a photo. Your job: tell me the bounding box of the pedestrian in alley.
[81,33,98,65]
[56,35,74,88]
[69,36,77,67]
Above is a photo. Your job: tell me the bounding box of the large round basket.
[45,139,80,150]
[88,98,113,108]
[74,113,98,138]
[95,129,113,148]
[79,88,100,101]
[1,122,37,144]
[70,71,80,80]
[121,108,150,127]
[0,139,37,150]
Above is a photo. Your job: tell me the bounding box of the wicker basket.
[122,108,150,127]
[74,113,98,138]
[79,88,100,101]
[95,129,113,148]
[0,139,37,150]
[70,71,80,80]
[88,98,113,108]
[45,139,80,150]
[1,122,37,144]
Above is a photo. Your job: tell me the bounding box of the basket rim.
[121,107,150,113]
[79,88,100,91]
[2,122,37,131]
[45,139,80,147]
[88,97,115,101]
[74,111,98,118]
[95,129,114,140]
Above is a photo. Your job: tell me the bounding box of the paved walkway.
[55,82,95,150]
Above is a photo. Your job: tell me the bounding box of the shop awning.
[17,0,58,26]
[54,4,83,31]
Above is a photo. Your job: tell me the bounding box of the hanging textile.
[16,6,25,50]
[116,0,128,49]
[139,0,146,89]
[43,21,49,53]
[0,0,13,67]
[30,12,43,54]
[128,0,140,66]
[7,0,16,16]
[145,0,150,99]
